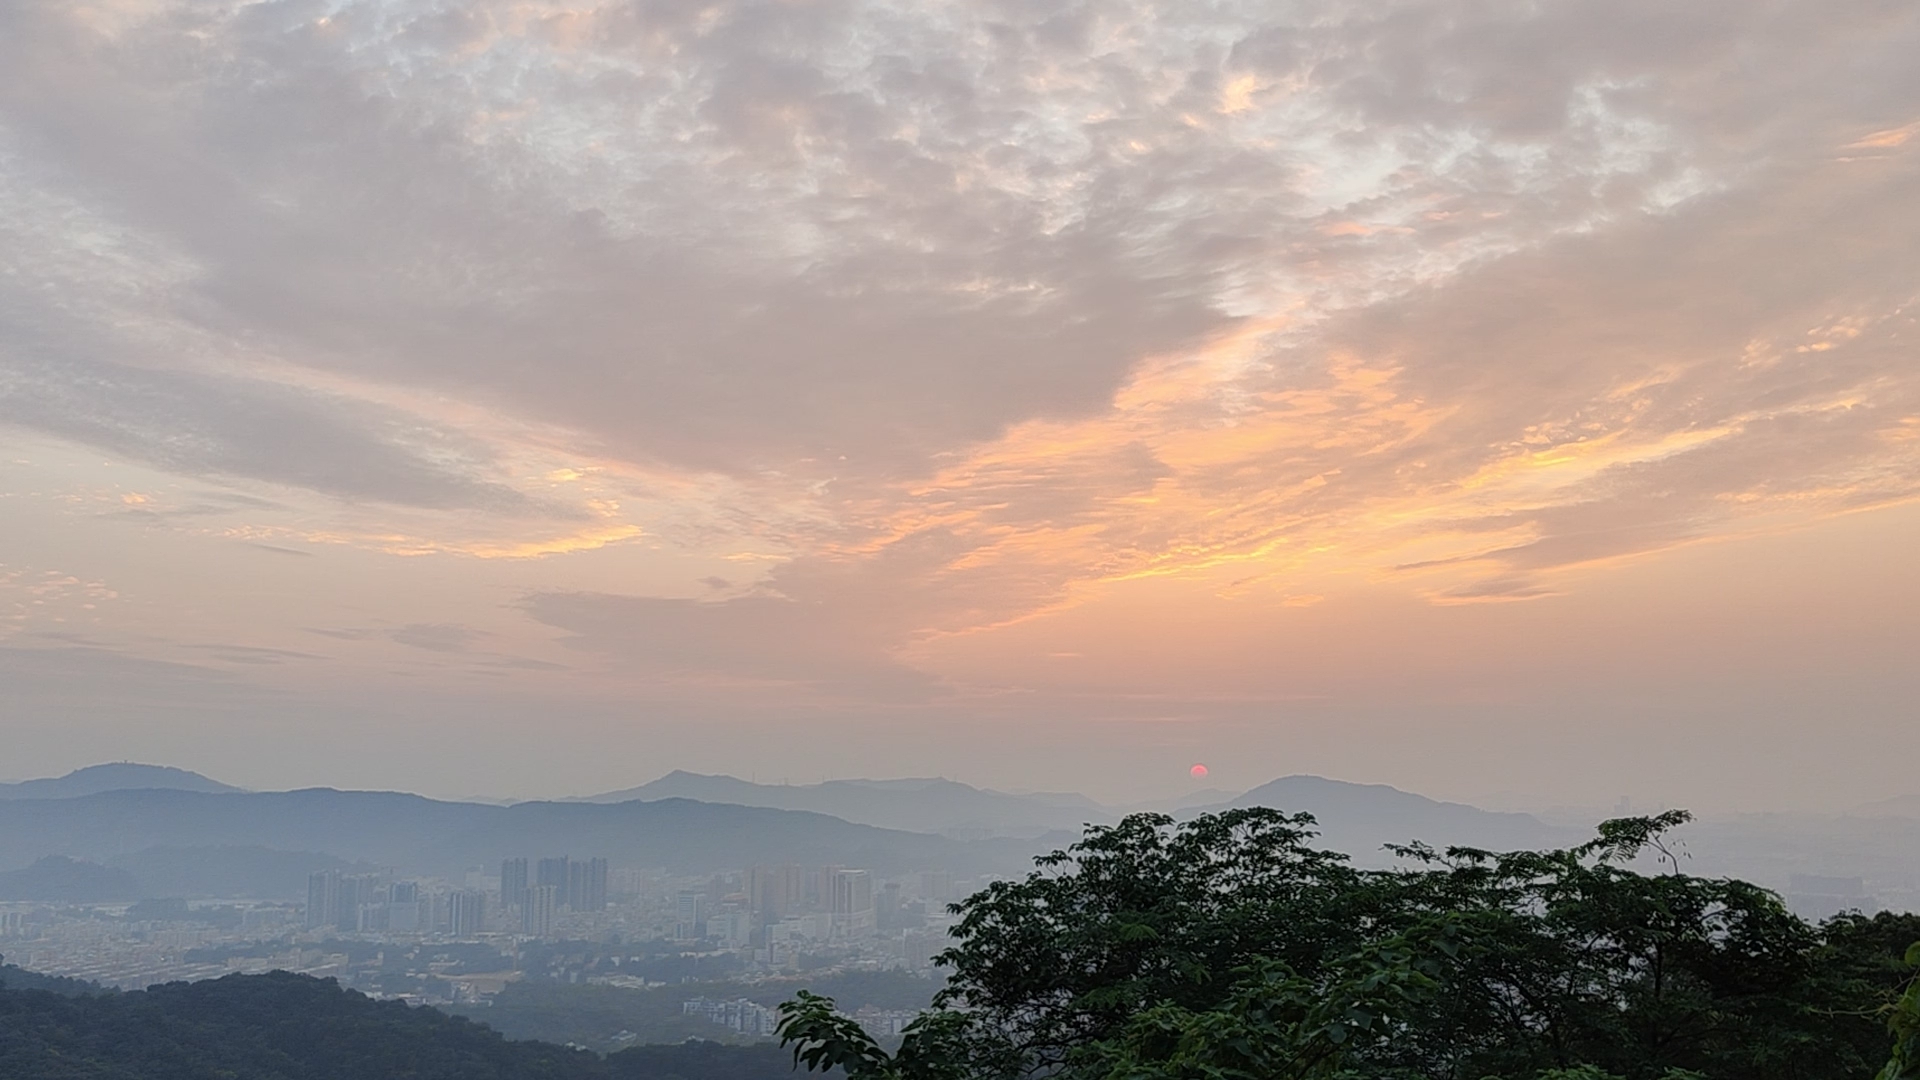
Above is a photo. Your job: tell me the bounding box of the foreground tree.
[780,809,1920,1080]
[1883,942,1920,1080]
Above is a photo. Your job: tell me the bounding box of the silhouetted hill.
[0,855,141,902]
[0,970,801,1078]
[0,763,242,800]
[0,789,1023,878]
[1198,775,1576,864]
[578,771,1108,836]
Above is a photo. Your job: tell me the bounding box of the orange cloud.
[1846,121,1919,149]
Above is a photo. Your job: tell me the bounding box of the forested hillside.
[0,971,798,1079]
[0,958,107,997]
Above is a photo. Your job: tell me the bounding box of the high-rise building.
[536,856,571,908]
[389,899,424,932]
[916,870,955,905]
[523,884,558,936]
[587,857,609,911]
[707,909,752,948]
[337,874,383,932]
[876,881,903,930]
[567,857,609,912]
[448,889,487,937]
[830,869,873,915]
[675,890,708,940]
[364,904,390,932]
[829,869,875,941]
[385,881,423,933]
[500,858,528,910]
[336,875,360,932]
[305,870,341,930]
[750,865,805,921]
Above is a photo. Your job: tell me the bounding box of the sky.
[1,0,1917,811]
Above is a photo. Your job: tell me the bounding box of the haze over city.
[3,0,1919,815]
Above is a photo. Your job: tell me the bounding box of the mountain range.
[1211,775,1578,863]
[0,788,1027,883]
[0,763,243,800]
[0,764,1590,890]
[577,771,1108,837]
[5,763,1909,906]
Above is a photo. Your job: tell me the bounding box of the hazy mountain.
[1192,776,1919,906]
[105,846,379,900]
[1857,794,1920,818]
[0,855,141,902]
[0,789,1028,879]
[1672,813,1920,911]
[1112,788,1241,815]
[0,763,242,800]
[577,771,1111,837]
[1200,775,1578,864]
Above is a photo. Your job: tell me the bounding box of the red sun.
[1190,763,1209,779]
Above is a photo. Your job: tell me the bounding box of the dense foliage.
[780,809,1920,1080]
[0,970,801,1079]
[0,957,109,997]
[1882,943,1920,1080]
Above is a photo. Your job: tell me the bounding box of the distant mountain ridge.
[579,770,1110,837]
[0,788,1031,878]
[0,763,242,800]
[1857,794,1920,818]
[0,764,1578,881]
[578,770,1573,863]
[105,846,380,900]
[1194,774,1578,866]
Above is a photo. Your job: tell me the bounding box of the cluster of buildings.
[499,856,610,936]
[3,860,974,1000]
[303,856,612,939]
[680,996,782,1037]
[305,873,446,934]
[0,901,308,989]
[670,866,962,970]
[283,859,970,977]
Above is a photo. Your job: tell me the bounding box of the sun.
[1190,763,1208,779]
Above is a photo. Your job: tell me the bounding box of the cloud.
[520,526,988,694]
[305,628,376,641]
[0,645,252,702]
[0,0,1917,696]
[0,353,545,512]
[2,0,1795,485]
[196,643,327,665]
[389,623,486,653]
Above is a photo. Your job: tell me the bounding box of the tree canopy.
[780,808,1920,1080]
